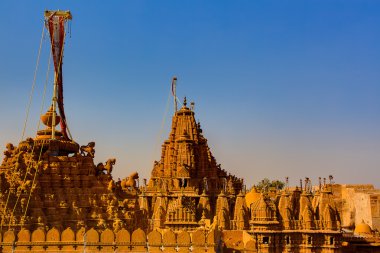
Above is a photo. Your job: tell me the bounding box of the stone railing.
[0,227,220,253]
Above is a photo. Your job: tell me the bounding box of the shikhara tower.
[144,97,244,230]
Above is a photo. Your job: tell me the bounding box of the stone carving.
[96,158,116,175]
[104,158,116,175]
[80,142,95,157]
[121,172,139,189]
[3,143,14,160]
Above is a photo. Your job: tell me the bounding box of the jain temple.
[0,10,379,253]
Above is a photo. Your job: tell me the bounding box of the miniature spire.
[285,177,289,191]
[197,121,202,133]
[183,96,187,107]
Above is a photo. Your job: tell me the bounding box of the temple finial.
[197,121,203,132]
[190,101,195,111]
[285,177,289,190]
[183,97,187,106]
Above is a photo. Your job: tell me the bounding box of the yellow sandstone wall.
[332,184,380,231]
[0,228,219,253]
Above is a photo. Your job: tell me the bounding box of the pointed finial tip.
[183,97,187,106]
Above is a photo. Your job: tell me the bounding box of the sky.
[0,1,379,188]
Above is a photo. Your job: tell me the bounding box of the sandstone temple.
[0,10,379,253]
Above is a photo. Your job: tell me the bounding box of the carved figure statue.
[121,172,139,189]
[3,143,14,159]
[80,142,95,157]
[96,162,104,174]
[104,158,116,175]
[95,158,116,175]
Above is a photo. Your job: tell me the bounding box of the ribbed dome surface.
[354,220,372,235]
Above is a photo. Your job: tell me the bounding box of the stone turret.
[299,191,314,229]
[147,97,242,195]
[215,191,230,230]
[251,193,278,223]
[233,191,249,230]
[152,194,167,229]
[197,190,211,220]
[144,97,243,231]
[278,190,292,229]
[314,186,340,230]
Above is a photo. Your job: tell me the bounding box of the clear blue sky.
[0,1,379,188]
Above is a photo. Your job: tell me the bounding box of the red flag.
[46,12,70,139]
[171,76,177,97]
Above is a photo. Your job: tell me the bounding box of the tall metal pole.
[51,77,58,139]
[172,76,177,112]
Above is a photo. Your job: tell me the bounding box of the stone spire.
[233,191,249,230]
[215,191,230,230]
[148,97,243,195]
[197,190,211,220]
[314,187,340,230]
[278,191,292,229]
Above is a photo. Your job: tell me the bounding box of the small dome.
[245,187,261,207]
[354,220,372,235]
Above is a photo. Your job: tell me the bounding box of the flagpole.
[172,76,177,112]
[44,10,72,140]
[51,75,58,139]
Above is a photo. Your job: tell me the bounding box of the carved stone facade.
[1,10,379,253]
[0,108,142,234]
[0,99,346,252]
[144,99,244,233]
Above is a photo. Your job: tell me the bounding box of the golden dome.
[354,220,372,235]
[245,187,261,207]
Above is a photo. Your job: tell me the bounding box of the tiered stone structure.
[0,99,227,252]
[0,107,142,234]
[144,98,244,232]
[0,97,347,253]
[130,98,344,252]
[243,182,342,253]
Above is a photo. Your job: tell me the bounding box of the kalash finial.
[36,105,62,140]
[183,96,187,106]
[41,105,61,128]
